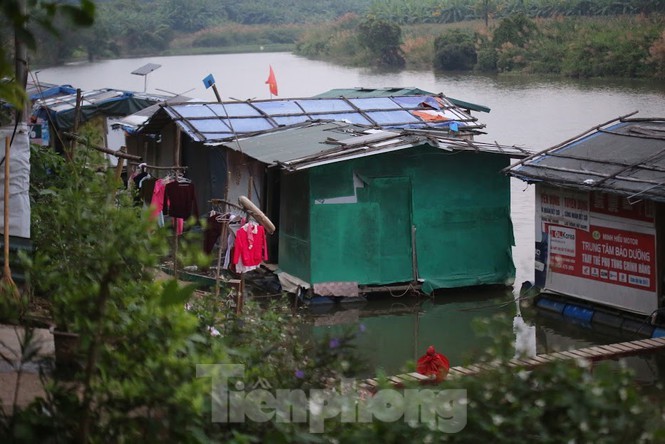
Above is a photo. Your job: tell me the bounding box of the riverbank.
[32,14,665,81]
[296,14,665,78]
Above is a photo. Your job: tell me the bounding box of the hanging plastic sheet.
[0,124,30,238]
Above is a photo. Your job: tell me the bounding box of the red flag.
[265,65,278,96]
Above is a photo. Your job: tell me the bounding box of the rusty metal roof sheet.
[506,113,665,203]
[219,120,528,171]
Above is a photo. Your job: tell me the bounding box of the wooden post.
[214,212,228,299]
[411,225,419,283]
[174,126,181,167]
[114,146,126,183]
[211,84,222,103]
[413,305,420,362]
[237,274,244,315]
[67,89,82,162]
[173,231,178,279]
[247,174,254,200]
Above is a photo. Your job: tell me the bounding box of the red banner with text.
[547,223,656,292]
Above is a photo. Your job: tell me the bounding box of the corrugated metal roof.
[114,94,198,131]
[34,88,168,114]
[26,82,76,101]
[32,88,171,131]
[221,120,528,171]
[314,87,491,113]
[506,114,665,203]
[138,94,485,143]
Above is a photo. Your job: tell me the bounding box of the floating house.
[221,121,527,296]
[131,93,528,296]
[131,93,486,219]
[506,115,665,318]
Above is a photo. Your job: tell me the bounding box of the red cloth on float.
[416,346,450,382]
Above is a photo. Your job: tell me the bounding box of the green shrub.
[434,29,478,71]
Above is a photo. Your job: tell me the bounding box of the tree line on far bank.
[17,0,665,80]
[297,13,665,79]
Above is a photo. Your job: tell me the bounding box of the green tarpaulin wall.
[278,145,516,293]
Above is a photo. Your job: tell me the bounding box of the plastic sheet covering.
[0,123,30,238]
[276,269,310,294]
[416,346,450,382]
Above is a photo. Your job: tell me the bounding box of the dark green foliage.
[2,142,367,442]
[493,13,538,48]
[357,16,406,68]
[219,0,371,25]
[429,13,664,78]
[0,0,94,109]
[4,146,665,442]
[192,26,301,48]
[368,0,665,25]
[160,0,228,33]
[434,29,478,70]
[475,34,499,72]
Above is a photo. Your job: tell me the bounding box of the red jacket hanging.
[233,222,268,268]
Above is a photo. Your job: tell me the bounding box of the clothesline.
[209,198,244,212]
[128,161,188,171]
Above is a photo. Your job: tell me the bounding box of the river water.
[38,52,665,380]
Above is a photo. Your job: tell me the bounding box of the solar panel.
[254,101,304,115]
[366,110,419,125]
[295,99,353,113]
[189,119,232,133]
[393,96,434,109]
[349,97,402,110]
[131,63,162,76]
[151,94,481,143]
[208,102,263,118]
[316,113,372,125]
[273,115,311,126]
[225,117,274,133]
[172,104,217,118]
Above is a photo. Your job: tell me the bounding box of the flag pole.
[211,84,222,103]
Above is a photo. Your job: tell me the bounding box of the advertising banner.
[538,184,658,315]
[548,224,655,292]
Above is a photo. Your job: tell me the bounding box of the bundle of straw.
[3,135,19,300]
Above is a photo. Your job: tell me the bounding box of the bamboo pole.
[238,274,244,315]
[214,212,228,299]
[3,136,19,301]
[64,133,142,161]
[174,126,181,167]
[127,162,187,171]
[173,231,178,279]
[248,175,253,202]
[67,89,82,162]
[114,147,126,183]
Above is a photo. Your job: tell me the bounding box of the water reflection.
[534,309,665,388]
[306,286,519,378]
[306,286,665,386]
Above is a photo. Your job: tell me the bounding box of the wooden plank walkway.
[361,336,665,390]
